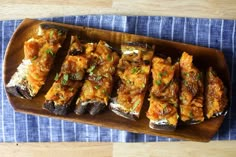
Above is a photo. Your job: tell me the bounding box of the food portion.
[44,36,95,115]
[205,67,228,119]
[110,43,154,120]
[74,41,119,115]
[179,52,204,124]
[6,24,67,99]
[146,57,179,131]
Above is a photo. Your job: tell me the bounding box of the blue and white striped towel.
[0,15,235,142]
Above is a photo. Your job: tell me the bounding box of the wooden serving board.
[3,18,230,142]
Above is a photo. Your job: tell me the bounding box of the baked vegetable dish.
[44,36,92,115]
[6,22,229,133]
[110,43,154,120]
[205,67,228,119]
[6,24,67,99]
[74,41,119,115]
[179,52,205,124]
[146,57,180,131]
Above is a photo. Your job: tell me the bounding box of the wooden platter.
[3,18,231,142]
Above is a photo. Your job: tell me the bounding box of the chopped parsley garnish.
[155,79,162,86]
[163,104,168,114]
[183,80,188,86]
[94,85,100,90]
[32,56,38,61]
[142,83,145,88]
[162,71,167,76]
[102,89,108,96]
[54,73,59,81]
[132,99,141,111]
[197,73,201,80]
[158,71,167,78]
[50,30,54,39]
[184,72,190,77]
[59,95,64,100]
[95,75,102,81]
[87,65,96,75]
[61,73,69,85]
[58,30,62,36]
[126,79,132,84]
[69,88,74,92]
[131,67,140,74]
[107,54,113,62]
[45,48,55,57]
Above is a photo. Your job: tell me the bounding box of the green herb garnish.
[54,73,59,81]
[183,80,188,86]
[50,30,54,39]
[87,65,96,75]
[155,80,162,86]
[141,83,145,88]
[45,48,55,57]
[189,111,193,119]
[61,73,69,85]
[163,104,168,114]
[162,71,167,76]
[131,67,140,74]
[132,99,141,111]
[107,54,113,62]
[58,30,62,36]
[70,73,82,80]
[32,56,38,61]
[95,75,102,81]
[69,88,74,92]
[197,73,201,80]
[94,85,100,89]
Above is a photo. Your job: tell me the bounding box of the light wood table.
[1,1,236,157]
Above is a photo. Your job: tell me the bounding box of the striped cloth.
[0,15,235,142]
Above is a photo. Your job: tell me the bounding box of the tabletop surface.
[1,0,236,157]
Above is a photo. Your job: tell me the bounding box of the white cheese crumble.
[7,59,31,89]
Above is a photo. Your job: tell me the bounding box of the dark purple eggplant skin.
[89,102,106,116]
[74,103,87,115]
[74,101,107,116]
[109,105,138,121]
[6,86,32,99]
[43,100,72,116]
[39,24,68,35]
[149,121,176,131]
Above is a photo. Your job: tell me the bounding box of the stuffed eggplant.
[179,52,204,124]
[204,67,228,119]
[44,36,96,115]
[6,24,67,99]
[74,41,119,115]
[110,43,154,120]
[146,57,179,131]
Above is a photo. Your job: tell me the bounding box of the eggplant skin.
[6,86,32,99]
[39,24,68,35]
[43,100,72,116]
[183,119,202,125]
[109,105,138,121]
[149,121,176,131]
[74,101,106,116]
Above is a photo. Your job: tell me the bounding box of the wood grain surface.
[1,0,236,20]
[0,141,236,157]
